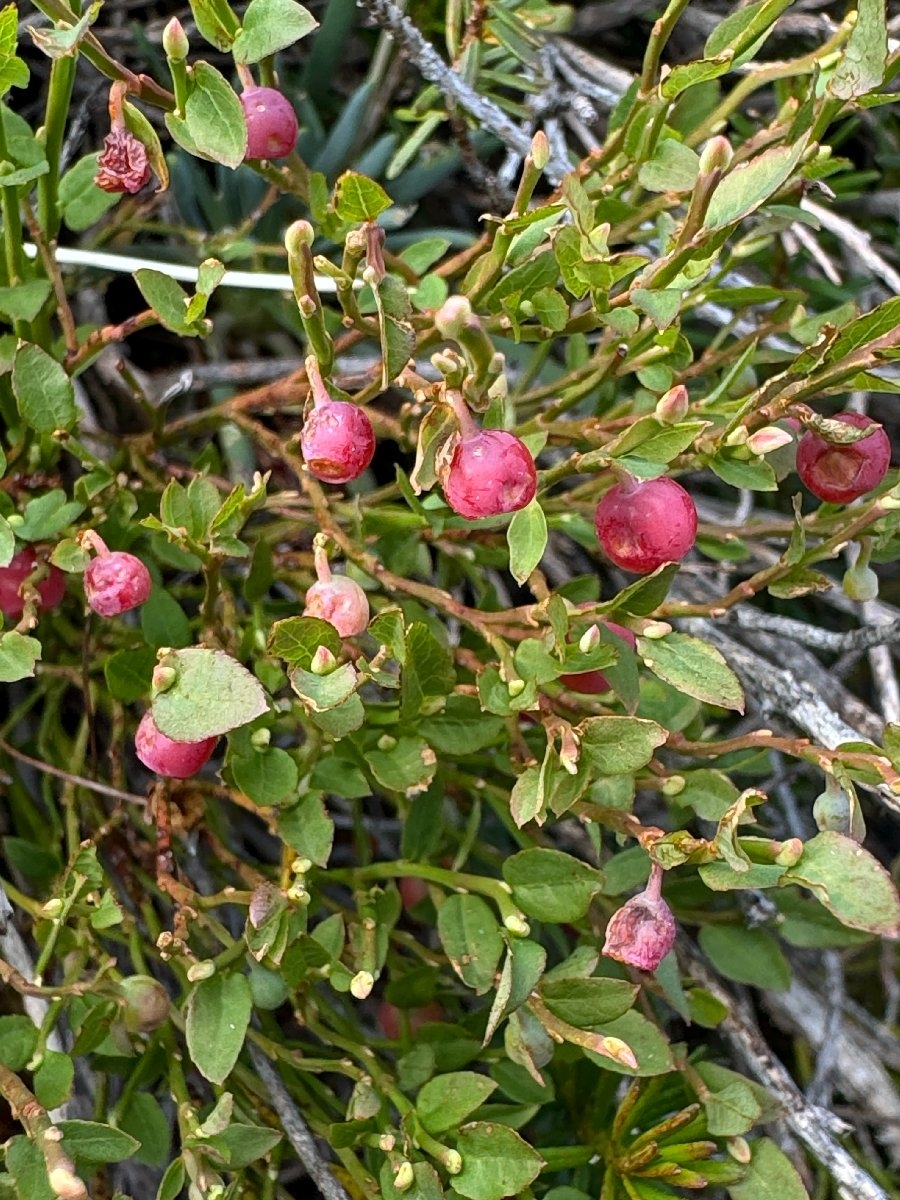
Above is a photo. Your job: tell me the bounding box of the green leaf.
[660,52,734,101]
[152,647,269,740]
[374,273,415,387]
[188,0,239,49]
[0,1016,38,1069]
[503,849,602,922]
[171,62,247,168]
[12,343,77,433]
[578,715,667,775]
[0,516,12,567]
[119,1093,171,1167]
[185,972,252,1084]
[702,1080,762,1136]
[425,695,505,755]
[453,1122,544,1200]
[728,1137,810,1200]
[232,747,299,806]
[291,662,359,712]
[401,621,455,719]
[27,2,101,58]
[134,269,206,337]
[15,489,83,540]
[204,1124,282,1168]
[232,0,317,62]
[58,153,120,231]
[6,1137,55,1200]
[637,138,701,193]
[698,926,791,990]
[333,171,392,222]
[705,0,793,64]
[267,616,341,669]
[104,646,157,703]
[703,140,807,230]
[637,633,744,712]
[831,0,886,99]
[437,894,504,995]
[0,632,41,683]
[783,831,900,936]
[55,1121,139,1164]
[277,793,334,866]
[507,499,547,584]
[631,287,682,331]
[417,1071,498,1134]
[140,586,192,649]
[0,279,50,322]
[0,5,29,95]
[589,1009,673,1076]
[540,977,638,1027]
[380,1160,443,1200]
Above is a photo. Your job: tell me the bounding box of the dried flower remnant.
[94,81,152,195]
[602,862,676,972]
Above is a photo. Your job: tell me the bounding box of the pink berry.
[134,711,217,779]
[300,401,376,485]
[443,429,537,520]
[304,575,369,637]
[594,476,697,574]
[0,549,65,618]
[796,412,891,504]
[602,865,676,972]
[559,619,637,694]
[84,550,151,617]
[241,87,298,160]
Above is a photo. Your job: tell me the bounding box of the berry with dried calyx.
[559,617,637,694]
[300,356,375,484]
[796,411,891,503]
[0,549,66,618]
[594,475,697,574]
[303,541,369,637]
[134,711,217,779]
[441,394,536,520]
[241,86,299,160]
[602,863,676,972]
[81,531,151,617]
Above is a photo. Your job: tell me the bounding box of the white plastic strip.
[23,241,340,293]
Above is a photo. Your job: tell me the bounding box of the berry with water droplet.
[135,711,217,779]
[241,86,299,160]
[594,476,697,574]
[796,411,890,503]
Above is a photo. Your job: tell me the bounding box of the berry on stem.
[134,711,217,779]
[559,618,637,694]
[796,411,890,503]
[240,86,299,160]
[441,393,537,520]
[300,356,375,484]
[303,541,369,637]
[0,549,66,618]
[594,475,697,574]
[80,531,152,617]
[602,862,676,972]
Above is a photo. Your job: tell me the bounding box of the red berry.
[134,711,217,779]
[84,550,152,617]
[241,87,299,160]
[443,429,537,520]
[304,576,369,637]
[796,412,890,503]
[559,619,637,694]
[300,400,375,484]
[594,476,697,574]
[398,876,430,911]
[0,549,65,618]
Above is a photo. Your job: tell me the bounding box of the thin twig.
[355,0,571,183]
[728,608,900,654]
[0,736,147,805]
[247,1042,351,1200]
[0,1064,88,1199]
[806,953,845,1109]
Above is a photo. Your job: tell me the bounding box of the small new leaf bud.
[724,425,749,447]
[503,912,531,938]
[640,620,671,639]
[531,130,550,170]
[250,727,271,749]
[507,678,526,698]
[187,960,216,982]
[746,425,795,456]
[699,135,733,174]
[285,220,315,256]
[602,863,676,972]
[773,837,803,866]
[434,295,474,339]
[151,665,177,694]
[443,1151,463,1176]
[393,1162,415,1192]
[661,774,685,797]
[162,16,189,60]
[309,645,338,676]
[655,384,689,424]
[349,970,374,1000]
[579,624,601,654]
